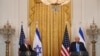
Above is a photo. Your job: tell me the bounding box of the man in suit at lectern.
[70,37,87,56]
[19,38,37,56]
[70,36,86,52]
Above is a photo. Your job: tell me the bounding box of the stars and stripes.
[18,25,25,56]
[61,26,70,56]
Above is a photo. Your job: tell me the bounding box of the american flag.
[19,25,25,56]
[61,26,70,56]
[19,25,25,46]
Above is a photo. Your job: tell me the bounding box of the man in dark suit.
[19,38,37,56]
[70,37,88,56]
[70,37,86,52]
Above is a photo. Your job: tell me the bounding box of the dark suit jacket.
[19,44,37,56]
[70,42,86,52]
[19,44,33,51]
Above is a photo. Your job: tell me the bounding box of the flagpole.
[36,21,38,28]
[21,21,23,25]
[60,22,70,56]
[33,21,42,56]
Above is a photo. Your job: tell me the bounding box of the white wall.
[0,0,100,56]
[0,0,28,56]
[72,0,100,56]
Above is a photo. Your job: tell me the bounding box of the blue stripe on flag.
[36,28,41,41]
[79,27,85,41]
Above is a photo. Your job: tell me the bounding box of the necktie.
[76,43,80,52]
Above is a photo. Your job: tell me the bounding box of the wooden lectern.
[71,51,89,56]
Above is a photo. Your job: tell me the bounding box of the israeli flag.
[78,27,85,45]
[33,28,42,56]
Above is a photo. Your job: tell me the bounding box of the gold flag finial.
[65,21,67,25]
[36,21,38,28]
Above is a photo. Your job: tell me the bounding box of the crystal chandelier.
[41,0,70,11]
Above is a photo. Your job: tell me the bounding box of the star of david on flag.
[33,28,42,56]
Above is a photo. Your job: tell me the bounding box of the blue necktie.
[76,43,80,52]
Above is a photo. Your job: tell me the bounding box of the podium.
[71,51,89,56]
[19,51,36,56]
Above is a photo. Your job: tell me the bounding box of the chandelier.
[41,0,70,11]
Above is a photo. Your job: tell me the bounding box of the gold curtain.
[28,0,71,56]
